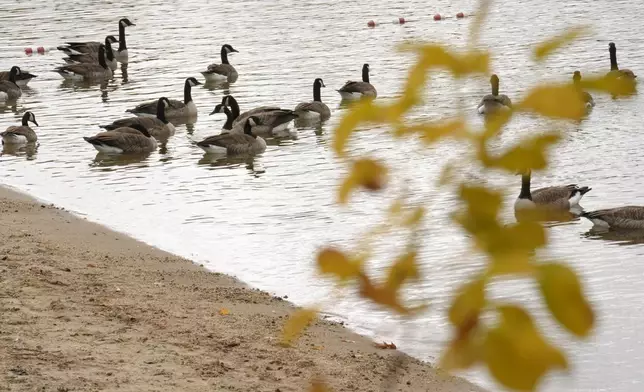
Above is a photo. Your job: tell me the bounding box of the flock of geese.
[0,18,643,232]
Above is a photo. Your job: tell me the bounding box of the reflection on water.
[2,0,644,391]
[583,229,644,246]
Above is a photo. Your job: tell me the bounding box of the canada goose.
[84,123,157,154]
[0,67,36,88]
[63,36,118,71]
[55,44,113,81]
[514,170,591,211]
[58,19,134,63]
[196,116,266,155]
[209,104,236,132]
[573,71,595,109]
[126,77,201,118]
[0,66,23,101]
[201,44,239,83]
[1,111,38,145]
[338,64,377,100]
[220,95,297,135]
[607,42,636,80]
[101,97,175,140]
[477,74,512,114]
[294,78,331,121]
[582,207,644,230]
[210,103,290,137]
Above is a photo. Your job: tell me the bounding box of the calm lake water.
[2,0,643,391]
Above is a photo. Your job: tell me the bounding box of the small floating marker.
[37,46,45,54]
[433,14,442,21]
[24,47,33,55]
[456,12,465,18]
[367,20,376,28]
[398,17,406,24]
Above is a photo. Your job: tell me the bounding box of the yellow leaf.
[398,44,489,78]
[483,305,568,391]
[359,275,427,315]
[281,308,318,346]
[538,262,595,337]
[533,26,589,61]
[385,251,420,291]
[333,100,387,157]
[316,248,361,281]
[459,185,503,219]
[440,333,482,370]
[468,0,491,45]
[402,206,425,227]
[394,119,469,144]
[338,158,388,204]
[310,379,332,392]
[387,198,404,217]
[580,74,637,97]
[448,276,486,329]
[482,132,561,172]
[219,308,230,316]
[518,84,586,120]
[482,109,512,140]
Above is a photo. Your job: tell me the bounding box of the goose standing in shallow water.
[201,44,239,83]
[338,63,377,100]
[221,95,298,137]
[514,170,591,212]
[294,78,331,121]
[477,74,512,114]
[607,42,637,80]
[55,44,113,81]
[1,112,38,145]
[197,116,266,155]
[582,207,644,230]
[83,123,157,154]
[0,67,36,88]
[63,36,119,71]
[126,77,201,119]
[101,97,175,140]
[0,66,23,102]
[573,71,595,109]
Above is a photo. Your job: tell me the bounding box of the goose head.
[23,111,38,127]
[209,104,226,115]
[9,66,21,77]
[315,78,326,88]
[130,123,152,138]
[222,44,238,54]
[573,70,582,85]
[119,18,136,27]
[106,35,118,44]
[244,116,260,136]
[186,77,202,87]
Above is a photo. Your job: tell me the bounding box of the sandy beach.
[0,185,483,392]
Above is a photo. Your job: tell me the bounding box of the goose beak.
[33,120,39,127]
[231,48,239,53]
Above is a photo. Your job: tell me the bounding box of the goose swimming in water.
[101,97,175,140]
[582,207,644,230]
[126,77,201,119]
[63,36,119,71]
[220,95,297,137]
[1,111,38,145]
[197,116,266,155]
[201,44,239,83]
[0,66,23,102]
[337,63,377,100]
[573,71,595,109]
[83,123,157,154]
[58,18,135,63]
[477,74,512,114]
[607,42,636,80]
[55,44,113,81]
[0,67,36,88]
[514,169,591,212]
[294,78,331,121]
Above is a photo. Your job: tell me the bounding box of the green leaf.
[538,262,595,337]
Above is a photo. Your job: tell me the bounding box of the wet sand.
[0,185,483,391]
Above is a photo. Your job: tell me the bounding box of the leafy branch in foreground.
[282,0,636,390]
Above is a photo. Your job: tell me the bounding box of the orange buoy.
[367,20,376,27]
[433,14,442,21]
[456,12,465,18]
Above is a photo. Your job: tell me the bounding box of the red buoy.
[433,14,442,21]
[24,47,33,55]
[37,46,45,54]
[456,12,465,18]
[367,20,376,28]
[398,17,406,24]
